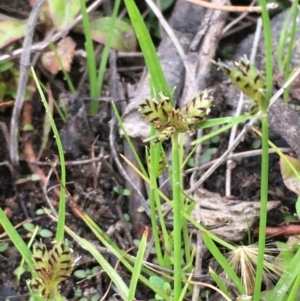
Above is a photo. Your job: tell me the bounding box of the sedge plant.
[79,0,122,114]
[113,5,300,297]
[33,1,299,300]
[26,2,299,301]
[0,67,72,300]
[122,2,300,300]
[214,51,272,300]
[122,1,246,299]
[2,1,297,300]
[277,0,299,102]
[121,0,274,300]
[211,4,300,299]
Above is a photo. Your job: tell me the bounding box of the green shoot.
[31,67,66,243]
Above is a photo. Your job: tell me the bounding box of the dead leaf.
[163,189,280,242]
[41,37,76,75]
[280,155,300,195]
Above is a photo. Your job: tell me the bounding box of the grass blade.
[123,0,170,95]
[127,228,148,301]
[0,208,33,266]
[31,67,66,243]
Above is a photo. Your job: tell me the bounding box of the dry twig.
[10,0,46,166]
[184,0,277,12]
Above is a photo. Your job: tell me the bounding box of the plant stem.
[79,0,97,110]
[283,0,299,101]
[259,4,273,108]
[253,112,269,300]
[95,0,121,112]
[32,68,66,243]
[149,143,164,265]
[171,133,183,300]
[253,0,272,296]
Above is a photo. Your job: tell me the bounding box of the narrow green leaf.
[296,197,300,217]
[123,0,170,96]
[209,267,231,298]
[266,248,300,301]
[94,0,122,113]
[199,115,252,129]
[127,229,148,301]
[192,115,251,146]
[202,232,245,295]
[67,229,129,299]
[79,0,97,108]
[64,212,169,299]
[31,68,66,243]
[0,208,33,266]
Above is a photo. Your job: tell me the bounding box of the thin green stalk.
[253,113,269,301]
[149,141,164,266]
[64,213,170,300]
[266,247,300,301]
[38,80,67,122]
[283,0,299,101]
[95,0,121,113]
[151,143,172,267]
[202,232,245,294]
[178,134,191,269]
[286,271,300,301]
[49,42,76,94]
[123,0,170,96]
[127,228,148,301]
[182,219,191,268]
[259,2,273,109]
[171,133,183,300]
[31,68,66,243]
[209,268,231,298]
[79,0,97,105]
[0,208,33,266]
[277,8,293,72]
[253,0,273,298]
[111,101,147,176]
[53,291,64,301]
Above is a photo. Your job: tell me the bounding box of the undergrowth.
[1,0,300,300]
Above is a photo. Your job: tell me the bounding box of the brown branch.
[10,0,46,167]
[253,224,300,238]
[185,0,265,12]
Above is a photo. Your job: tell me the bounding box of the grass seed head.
[219,243,284,295]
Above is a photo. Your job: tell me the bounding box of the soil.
[0,1,298,301]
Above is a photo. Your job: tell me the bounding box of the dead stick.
[10,0,46,166]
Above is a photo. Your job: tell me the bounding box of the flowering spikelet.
[181,89,213,130]
[139,90,213,141]
[30,241,74,300]
[139,92,172,128]
[213,56,266,110]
